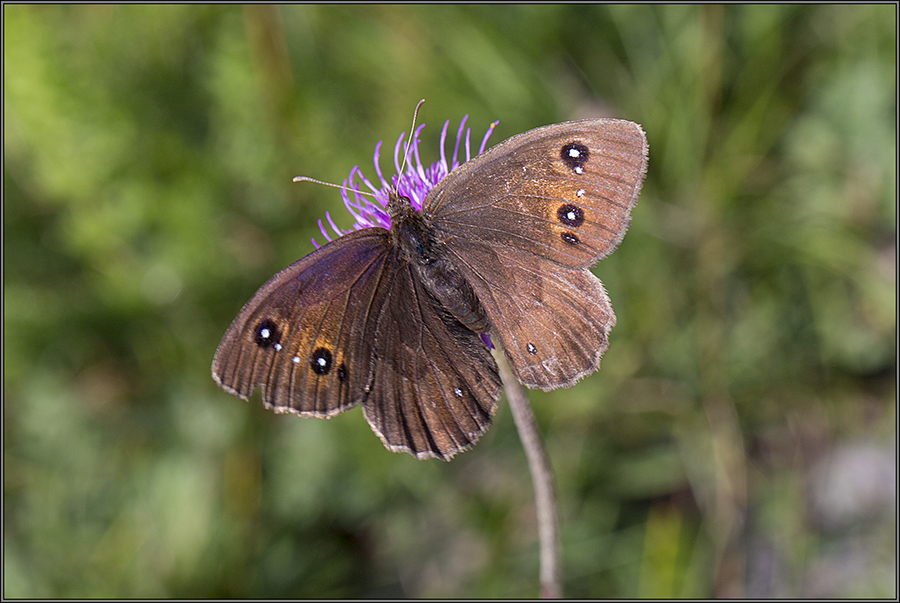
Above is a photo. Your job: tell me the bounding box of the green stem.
[495,351,563,598]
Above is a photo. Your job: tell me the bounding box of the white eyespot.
[292,356,301,364]
[273,343,282,351]
[454,387,463,397]
[574,166,584,175]
[568,148,581,158]
[260,328,270,339]
[576,189,585,197]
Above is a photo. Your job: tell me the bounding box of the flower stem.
[495,351,563,598]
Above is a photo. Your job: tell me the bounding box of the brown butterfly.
[212,116,648,460]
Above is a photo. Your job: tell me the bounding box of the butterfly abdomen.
[415,254,491,334]
[392,195,491,336]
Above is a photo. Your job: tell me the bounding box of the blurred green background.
[4,4,895,598]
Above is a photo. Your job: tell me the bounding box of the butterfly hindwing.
[363,261,500,459]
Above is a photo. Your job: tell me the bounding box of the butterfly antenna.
[291,175,378,200]
[296,100,424,204]
[396,99,425,183]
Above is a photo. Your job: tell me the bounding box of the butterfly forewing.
[428,118,647,269]
[212,229,393,416]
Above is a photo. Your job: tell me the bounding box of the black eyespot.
[561,142,589,172]
[557,203,585,227]
[310,348,333,375]
[337,363,347,382]
[527,343,537,355]
[561,231,580,245]
[254,319,282,349]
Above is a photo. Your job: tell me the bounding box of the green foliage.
[4,4,895,598]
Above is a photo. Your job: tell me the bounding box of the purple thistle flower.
[313,116,499,247]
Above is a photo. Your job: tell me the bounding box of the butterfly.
[212,116,648,460]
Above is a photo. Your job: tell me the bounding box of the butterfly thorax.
[388,190,491,335]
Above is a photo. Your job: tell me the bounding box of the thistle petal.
[311,116,498,246]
